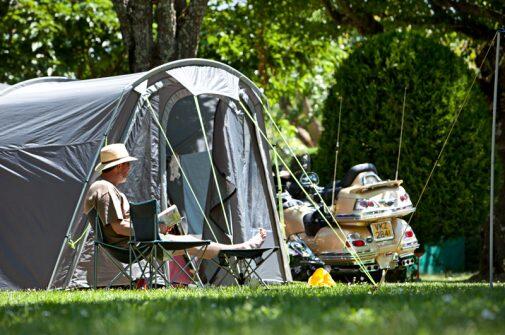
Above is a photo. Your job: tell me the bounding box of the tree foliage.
[315,32,491,269]
[0,0,126,83]
[320,0,503,38]
[200,0,348,149]
[319,0,505,97]
[202,1,340,105]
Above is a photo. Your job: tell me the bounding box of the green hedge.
[315,32,491,270]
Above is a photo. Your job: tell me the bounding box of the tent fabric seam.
[0,140,104,153]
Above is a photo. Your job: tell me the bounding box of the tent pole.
[273,145,285,229]
[47,89,130,289]
[490,30,502,289]
[62,227,91,288]
[47,137,106,289]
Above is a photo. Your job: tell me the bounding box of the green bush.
[315,32,491,270]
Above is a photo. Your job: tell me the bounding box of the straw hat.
[94,143,137,173]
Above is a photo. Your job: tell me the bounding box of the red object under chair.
[167,255,193,285]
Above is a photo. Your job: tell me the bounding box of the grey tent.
[0,83,9,93]
[0,59,292,290]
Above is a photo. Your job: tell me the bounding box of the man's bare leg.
[160,228,267,259]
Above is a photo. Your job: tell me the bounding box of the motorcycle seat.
[340,163,378,188]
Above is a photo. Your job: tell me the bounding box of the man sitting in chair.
[84,143,266,259]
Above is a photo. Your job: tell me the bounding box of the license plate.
[371,221,394,241]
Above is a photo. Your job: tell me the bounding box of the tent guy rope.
[238,100,378,286]
[389,31,499,259]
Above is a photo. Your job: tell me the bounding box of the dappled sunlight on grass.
[1,283,504,335]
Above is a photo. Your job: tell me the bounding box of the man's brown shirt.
[84,180,131,247]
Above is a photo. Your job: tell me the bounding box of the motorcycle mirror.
[300,154,312,171]
[309,172,319,185]
[300,172,319,186]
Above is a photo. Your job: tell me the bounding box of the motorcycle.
[280,158,419,282]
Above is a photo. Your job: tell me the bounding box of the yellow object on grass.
[308,268,336,287]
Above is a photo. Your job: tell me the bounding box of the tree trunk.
[256,26,269,88]
[155,0,177,64]
[0,0,13,19]
[130,0,153,72]
[173,0,208,60]
[112,0,208,72]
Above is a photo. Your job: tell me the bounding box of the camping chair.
[88,209,139,289]
[129,199,211,288]
[209,246,279,286]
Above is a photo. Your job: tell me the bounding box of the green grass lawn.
[1,282,504,335]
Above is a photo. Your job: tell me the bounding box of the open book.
[157,204,182,228]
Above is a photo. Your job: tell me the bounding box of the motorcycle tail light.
[355,199,377,210]
[405,230,414,238]
[352,240,366,247]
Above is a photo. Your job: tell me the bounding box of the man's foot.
[245,228,267,249]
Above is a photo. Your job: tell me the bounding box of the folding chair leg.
[241,257,269,287]
[154,260,170,288]
[165,262,172,286]
[129,245,133,289]
[209,257,241,286]
[151,247,158,288]
[250,266,269,287]
[246,250,276,287]
[133,246,168,289]
[101,250,134,288]
[131,246,151,288]
[93,244,98,290]
[164,252,200,287]
[184,246,207,287]
[156,261,170,288]
[209,249,277,287]
[108,269,125,288]
[149,249,154,288]
[210,253,242,286]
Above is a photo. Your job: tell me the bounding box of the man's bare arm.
[111,218,133,236]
